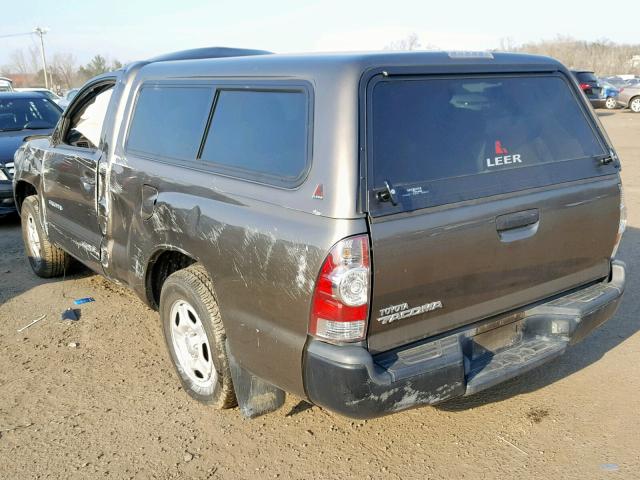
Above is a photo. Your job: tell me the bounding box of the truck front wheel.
[21,196,72,278]
[160,263,237,409]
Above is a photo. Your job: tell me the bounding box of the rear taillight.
[619,87,625,93]
[612,183,627,259]
[579,83,591,90]
[309,235,370,343]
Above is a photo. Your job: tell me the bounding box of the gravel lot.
[1,109,639,479]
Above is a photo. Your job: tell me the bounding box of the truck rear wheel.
[160,263,236,409]
[21,195,71,278]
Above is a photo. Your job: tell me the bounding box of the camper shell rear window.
[366,73,615,216]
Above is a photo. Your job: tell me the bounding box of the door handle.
[496,209,539,243]
[141,185,158,220]
[496,209,539,231]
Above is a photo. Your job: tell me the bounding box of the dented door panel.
[42,145,103,268]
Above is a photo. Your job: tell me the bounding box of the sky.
[1,0,639,67]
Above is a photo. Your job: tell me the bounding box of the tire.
[605,96,617,110]
[160,263,236,408]
[21,195,71,278]
[630,97,640,113]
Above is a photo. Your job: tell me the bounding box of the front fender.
[12,141,46,217]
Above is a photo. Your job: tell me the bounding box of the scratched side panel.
[13,139,87,261]
[13,138,50,216]
[105,154,367,396]
[192,198,365,396]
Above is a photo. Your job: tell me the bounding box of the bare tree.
[1,48,124,89]
[8,49,30,75]
[497,37,518,52]
[29,46,42,72]
[515,36,640,75]
[0,47,44,85]
[51,53,78,90]
[385,33,422,51]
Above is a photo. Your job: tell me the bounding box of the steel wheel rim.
[26,213,42,263]
[631,99,640,112]
[169,299,217,389]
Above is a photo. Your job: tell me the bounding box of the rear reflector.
[309,235,370,343]
[314,319,366,341]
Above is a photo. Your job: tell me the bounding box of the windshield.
[0,97,61,131]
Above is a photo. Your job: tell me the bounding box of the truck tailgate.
[367,177,619,354]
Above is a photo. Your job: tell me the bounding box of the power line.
[1,28,52,89]
[0,32,34,39]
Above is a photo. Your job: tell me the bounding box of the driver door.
[43,79,115,269]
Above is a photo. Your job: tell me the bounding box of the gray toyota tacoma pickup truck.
[12,48,627,419]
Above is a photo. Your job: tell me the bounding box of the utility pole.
[33,27,50,89]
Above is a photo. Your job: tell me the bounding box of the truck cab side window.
[65,85,113,149]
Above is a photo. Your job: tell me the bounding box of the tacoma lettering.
[377,301,443,325]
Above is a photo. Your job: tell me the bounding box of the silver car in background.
[617,85,640,113]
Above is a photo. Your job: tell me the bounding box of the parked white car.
[0,77,14,92]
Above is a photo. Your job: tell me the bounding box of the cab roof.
[137,50,566,88]
[148,49,561,70]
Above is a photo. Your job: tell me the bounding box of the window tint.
[127,86,214,160]
[201,90,307,181]
[575,72,598,83]
[0,97,61,131]
[66,86,113,149]
[371,76,606,190]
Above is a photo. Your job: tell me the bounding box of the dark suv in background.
[0,92,62,215]
[571,70,605,108]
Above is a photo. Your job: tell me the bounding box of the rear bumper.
[589,98,607,108]
[303,261,626,419]
[0,181,16,215]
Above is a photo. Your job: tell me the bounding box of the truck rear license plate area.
[468,318,524,360]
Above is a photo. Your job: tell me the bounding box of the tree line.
[506,36,640,75]
[4,36,638,92]
[386,34,640,76]
[0,47,123,92]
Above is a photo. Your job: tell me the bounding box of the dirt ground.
[1,109,639,480]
